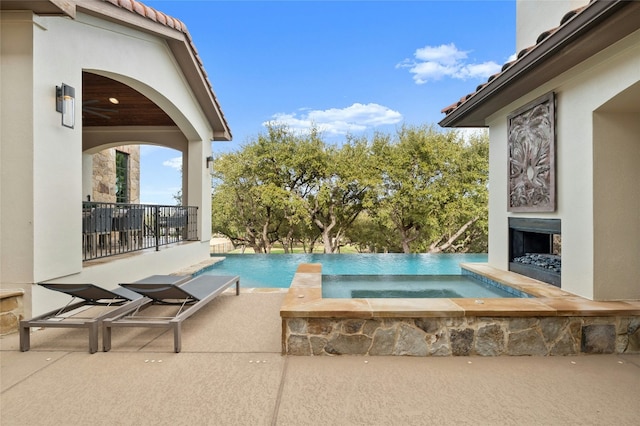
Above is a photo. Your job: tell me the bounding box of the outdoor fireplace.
[509,218,561,287]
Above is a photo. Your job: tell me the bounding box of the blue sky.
[139,0,516,204]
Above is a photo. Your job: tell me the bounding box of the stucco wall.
[30,15,85,285]
[1,12,38,291]
[593,112,640,300]
[487,30,640,300]
[487,119,509,271]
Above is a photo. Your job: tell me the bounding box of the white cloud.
[263,103,403,136]
[456,62,502,79]
[163,156,182,171]
[415,44,468,66]
[397,43,502,84]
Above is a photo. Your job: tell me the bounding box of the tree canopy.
[211,124,488,253]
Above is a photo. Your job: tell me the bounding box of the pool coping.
[280,263,640,318]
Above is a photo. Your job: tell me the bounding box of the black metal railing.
[82,202,198,261]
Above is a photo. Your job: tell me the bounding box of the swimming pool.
[201,253,488,288]
[322,274,521,298]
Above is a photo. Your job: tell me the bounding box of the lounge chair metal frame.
[19,283,147,354]
[103,275,240,353]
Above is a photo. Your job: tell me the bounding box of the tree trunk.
[429,217,478,253]
[397,222,418,254]
[261,221,272,253]
[244,226,263,253]
[282,227,295,253]
[312,205,337,253]
[320,229,333,253]
[331,229,344,253]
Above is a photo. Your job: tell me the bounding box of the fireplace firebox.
[509,218,561,287]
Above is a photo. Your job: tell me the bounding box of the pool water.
[322,275,517,298]
[202,253,488,288]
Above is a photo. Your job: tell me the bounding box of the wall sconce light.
[56,83,75,128]
[206,156,214,169]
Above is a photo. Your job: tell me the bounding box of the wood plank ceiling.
[82,72,176,127]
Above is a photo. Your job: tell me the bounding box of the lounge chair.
[19,283,147,354]
[103,274,240,353]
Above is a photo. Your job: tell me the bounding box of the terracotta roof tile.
[155,9,167,25]
[132,1,145,16]
[516,46,533,59]
[104,0,189,36]
[536,28,558,44]
[441,3,591,119]
[560,5,588,25]
[440,102,458,115]
[144,6,156,21]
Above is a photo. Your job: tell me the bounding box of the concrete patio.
[1,290,638,425]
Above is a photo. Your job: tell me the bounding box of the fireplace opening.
[509,218,561,287]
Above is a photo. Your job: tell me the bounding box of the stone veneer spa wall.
[280,264,640,356]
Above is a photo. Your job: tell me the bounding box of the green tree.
[211,149,281,253]
[372,125,488,253]
[346,212,398,253]
[303,136,379,253]
[211,124,325,252]
[211,123,488,254]
[211,186,244,248]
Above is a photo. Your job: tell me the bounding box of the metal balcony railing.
[82,202,198,261]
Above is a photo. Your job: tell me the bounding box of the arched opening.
[81,71,192,203]
[79,71,198,260]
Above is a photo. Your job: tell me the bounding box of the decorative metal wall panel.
[507,92,556,212]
